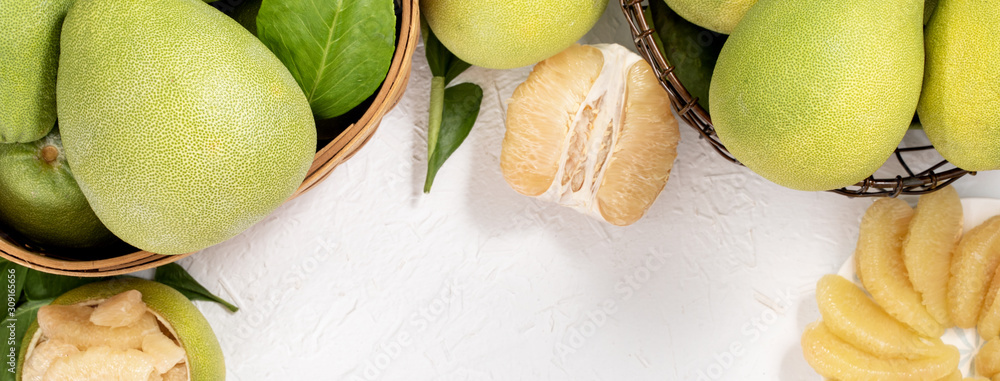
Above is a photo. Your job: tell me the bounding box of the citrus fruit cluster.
[803,187,1000,379]
[501,44,680,226]
[20,278,224,381]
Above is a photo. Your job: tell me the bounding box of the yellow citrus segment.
[90,289,147,328]
[949,215,1000,328]
[501,44,603,196]
[22,339,78,381]
[937,371,961,381]
[43,346,157,381]
[903,185,962,326]
[977,338,1000,378]
[142,332,186,374]
[978,266,1000,340]
[37,304,159,350]
[816,274,945,359]
[162,364,188,381]
[801,321,959,380]
[855,198,943,337]
[596,60,680,226]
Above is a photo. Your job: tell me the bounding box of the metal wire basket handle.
[619,0,971,197]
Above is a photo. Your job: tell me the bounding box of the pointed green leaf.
[154,263,238,312]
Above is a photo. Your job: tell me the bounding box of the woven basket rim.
[0,0,420,276]
[618,0,971,198]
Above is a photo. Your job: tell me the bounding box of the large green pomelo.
[917,0,1000,171]
[0,128,118,250]
[57,0,316,255]
[0,0,74,143]
[421,0,609,70]
[709,0,923,191]
[18,278,225,380]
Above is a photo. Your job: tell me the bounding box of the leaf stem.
[427,76,446,169]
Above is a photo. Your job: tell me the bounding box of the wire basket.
[0,0,420,276]
[619,0,972,197]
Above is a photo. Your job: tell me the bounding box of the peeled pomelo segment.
[855,198,943,337]
[801,321,958,380]
[816,274,946,359]
[142,332,186,374]
[949,215,1000,328]
[162,363,188,381]
[978,266,1000,340]
[91,289,147,328]
[502,44,604,196]
[595,59,680,226]
[936,370,961,381]
[977,338,1000,378]
[502,43,679,225]
[43,346,157,381]
[903,186,962,326]
[948,216,1000,328]
[22,339,79,381]
[37,304,160,350]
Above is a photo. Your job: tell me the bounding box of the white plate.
[837,198,1000,376]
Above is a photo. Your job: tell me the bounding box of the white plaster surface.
[163,3,1000,380]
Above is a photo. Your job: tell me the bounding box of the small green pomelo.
[710,0,923,191]
[662,0,758,34]
[18,278,225,381]
[0,129,118,249]
[917,0,1000,171]
[0,0,74,143]
[57,0,316,254]
[421,0,609,69]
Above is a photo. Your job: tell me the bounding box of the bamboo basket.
[0,0,420,276]
[619,0,972,197]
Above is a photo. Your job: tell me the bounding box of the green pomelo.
[917,0,1000,171]
[0,129,119,250]
[0,0,74,143]
[649,0,727,111]
[57,0,316,255]
[709,0,923,191]
[421,0,609,70]
[18,278,225,381]
[662,0,758,35]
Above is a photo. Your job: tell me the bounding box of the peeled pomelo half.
[18,278,224,381]
[501,43,680,226]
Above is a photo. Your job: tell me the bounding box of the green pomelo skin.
[0,129,118,249]
[662,0,758,35]
[0,0,74,143]
[918,0,1000,171]
[18,278,225,381]
[421,0,609,70]
[709,0,923,191]
[57,0,316,255]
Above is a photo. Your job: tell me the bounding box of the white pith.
[538,43,642,220]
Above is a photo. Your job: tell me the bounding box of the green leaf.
[424,83,483,192]
[423,18,471,85]
[23,270,101,302]
[1,298,51,381]
[257,0,396,119]
[154,264,238,312]
[0,260,25,306]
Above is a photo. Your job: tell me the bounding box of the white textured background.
[160,3,1000,380]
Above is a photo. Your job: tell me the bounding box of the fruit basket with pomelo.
[619,0,977,197]
[0,0,419,276]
